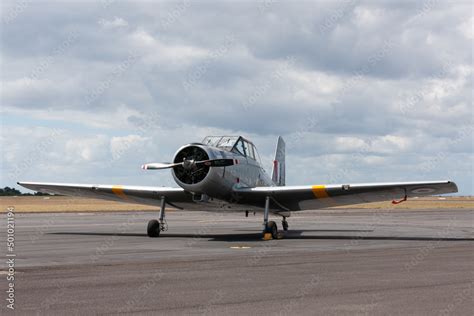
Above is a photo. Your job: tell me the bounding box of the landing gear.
[262,196,278,239]
[282,217,289,231]
[264,220,278,239]
[261,196,290,239]
[147,196,168,238]
[147,219,161,237]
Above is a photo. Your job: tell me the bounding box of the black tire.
[265,221,278,239]
[147,219,161,237]
[282,221,289,231]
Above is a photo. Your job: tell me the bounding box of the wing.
[233,180,458,211]
[17,181,193,208]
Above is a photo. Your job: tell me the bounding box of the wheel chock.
[263,233,273,240]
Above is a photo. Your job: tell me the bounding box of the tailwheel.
[147,219,161,237]
[264,220,278,239]
[282,218,289,231]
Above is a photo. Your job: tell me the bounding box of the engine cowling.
[172,145,210,185]
[171,144,235,198]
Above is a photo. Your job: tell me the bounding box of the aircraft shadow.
[235,229,374,233]
[49,232,474,242]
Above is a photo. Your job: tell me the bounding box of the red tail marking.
[273,160,278,182]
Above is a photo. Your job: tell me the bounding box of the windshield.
[202,136,239,151]
[202,136,260,163]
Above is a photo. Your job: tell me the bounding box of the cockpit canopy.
[202,136,261,162]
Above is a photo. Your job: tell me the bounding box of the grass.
[329,196,474,210]
[0,196,160,213]
[0,195,472,213]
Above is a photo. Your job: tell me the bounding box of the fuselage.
[171,141,274,203]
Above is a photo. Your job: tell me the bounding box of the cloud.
[110,134,149,160]
[98,17,128,29]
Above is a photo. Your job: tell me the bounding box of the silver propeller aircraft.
[19,135,458,239]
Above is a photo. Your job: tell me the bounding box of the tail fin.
[272,136,285,186]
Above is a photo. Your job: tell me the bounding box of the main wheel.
[282,220,289,231]
[264,221,278,239]
[147,219,161,237]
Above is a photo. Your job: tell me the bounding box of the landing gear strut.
[147,196,168,238]
[262,196,278,239]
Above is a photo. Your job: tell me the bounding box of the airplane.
[18,135,458,239]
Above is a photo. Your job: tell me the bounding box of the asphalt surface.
[1,208,473,315]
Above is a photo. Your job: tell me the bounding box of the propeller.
[141,158,235,170]
[142,145,237,184]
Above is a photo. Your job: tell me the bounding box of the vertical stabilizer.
[272,136,285,186]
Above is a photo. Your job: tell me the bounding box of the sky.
[1,0,472,195]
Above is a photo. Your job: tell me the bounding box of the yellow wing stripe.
[112,185,128,200]
[312,185,329,199]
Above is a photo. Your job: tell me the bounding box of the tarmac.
[1,208,473,315]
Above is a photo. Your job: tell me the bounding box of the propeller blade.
[196,159,236,167]
[142,159,236,170]
[141,162,182,170]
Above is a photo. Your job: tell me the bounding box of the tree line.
[0,187,51,196]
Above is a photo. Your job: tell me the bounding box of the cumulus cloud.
[98,17,128,29]
[0,1,472,194]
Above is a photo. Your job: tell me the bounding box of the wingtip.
[450,180,459,193]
